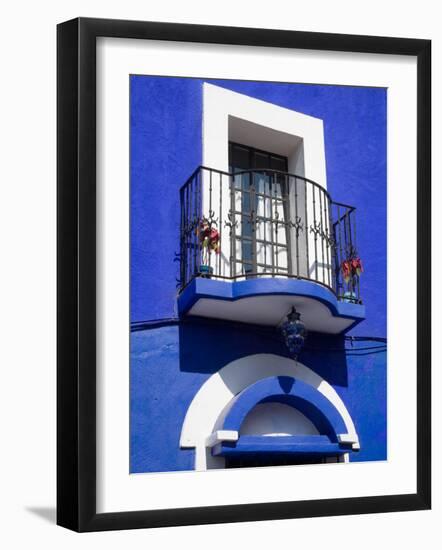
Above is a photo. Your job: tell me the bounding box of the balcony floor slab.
[178,277,365,334]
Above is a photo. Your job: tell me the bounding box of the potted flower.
[341,255,363,303]
[198,218,220,277]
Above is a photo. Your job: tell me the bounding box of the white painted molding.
[205,430,239,448]
[338,433,359,444]
[180,353,359,470]
[187,292,357,334]
[203,83,327,185]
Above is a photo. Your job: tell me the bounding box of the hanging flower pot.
[342,291,357,303]
[340,254,363,303]
[198,218,220,278]
[199,264,214,277]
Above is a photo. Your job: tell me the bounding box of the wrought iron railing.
[180,166,362,303]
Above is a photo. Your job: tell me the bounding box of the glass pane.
[233,189,241,213]
[228,143,290,278]
[275,246,288,269]
[254,172,269,194]
[257,264,271,275]
[256,194,268,218]
[256,242,273,266]
[242,262,253,275]
[235,238,242,262]
[275,224,287,245]
[270,155,287,172]
[253,151,270,169]
[256,220,271,241]
[242,189,251,213]
[274,199,285,219]
[241,214,253,238]
[234,261,245,277]
[242,240,253,263]
[231,144,250,170]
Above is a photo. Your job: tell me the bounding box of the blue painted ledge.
[212,435,349,458]
[178,277,365,334]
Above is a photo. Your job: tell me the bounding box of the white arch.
[180,353,359,470]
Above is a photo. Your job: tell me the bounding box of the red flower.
[341,257,363,282]
[351,257,363,276]
[199,221,210,240]
[341,260,351,283]
[209,228,220,254]
[199,221,220,254]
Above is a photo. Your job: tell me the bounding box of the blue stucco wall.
[130,76,387,473]
[131,77,202,321]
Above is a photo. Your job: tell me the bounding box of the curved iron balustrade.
[180,166,361,304]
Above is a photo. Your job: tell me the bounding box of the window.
[229,142,291,277]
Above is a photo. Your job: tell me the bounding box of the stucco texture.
[130,76,387,473]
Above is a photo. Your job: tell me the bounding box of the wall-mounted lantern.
[280,307,306,359]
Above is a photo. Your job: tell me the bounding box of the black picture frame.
[57,17,431,532]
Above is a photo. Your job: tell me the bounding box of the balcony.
[178,166,365,334]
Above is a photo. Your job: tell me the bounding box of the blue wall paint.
[130,321,386,472]
[130,77,202,321]
[130,76,387,473]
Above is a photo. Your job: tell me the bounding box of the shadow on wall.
[178,318,349,388]
[178,318,288,375]
[301,332,349,387]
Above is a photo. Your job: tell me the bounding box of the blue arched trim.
[221,376,347,442]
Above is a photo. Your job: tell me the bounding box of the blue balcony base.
[178,277,365,334]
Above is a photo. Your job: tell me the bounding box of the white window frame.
[202,83,330,280]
